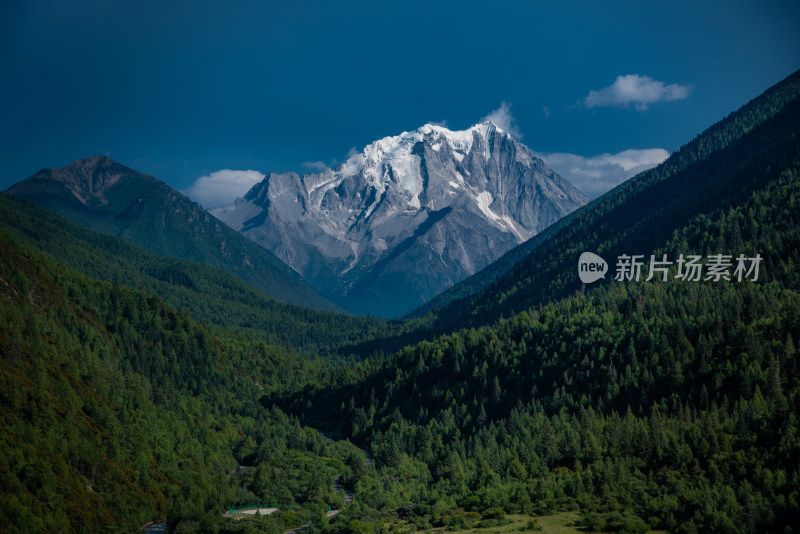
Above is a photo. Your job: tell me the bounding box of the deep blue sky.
[2,0,799,198]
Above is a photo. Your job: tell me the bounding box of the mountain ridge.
[5,156,338,311]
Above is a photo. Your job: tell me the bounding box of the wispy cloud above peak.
[301,161,330,172]
[584,74,692,111]
[480,102,523,139]
[182,169,264,208]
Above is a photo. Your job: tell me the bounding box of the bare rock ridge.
[213,121,588,317]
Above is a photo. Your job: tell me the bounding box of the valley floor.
[383,512,668,534]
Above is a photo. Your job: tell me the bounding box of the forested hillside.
[281,148,800,533]
[0,230,372,533]
[0,194,390,354]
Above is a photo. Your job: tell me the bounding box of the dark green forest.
[0,231,373,533]
[1,70,799,533]
[285,165,800,532]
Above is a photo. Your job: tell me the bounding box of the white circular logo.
[578,252,608,284]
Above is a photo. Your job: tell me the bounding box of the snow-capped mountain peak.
[303,121,517,215]
[212,121,587,317]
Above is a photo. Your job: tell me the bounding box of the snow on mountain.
[212,121,588,317]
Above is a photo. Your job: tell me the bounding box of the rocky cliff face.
[213,122,588,316]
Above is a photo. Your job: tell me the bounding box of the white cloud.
[480,101,523,139]
[329,147,362,169]
[182,169,265,208]
[584,74,692,111]
[302,160,330,172]
[533,148,670,199]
